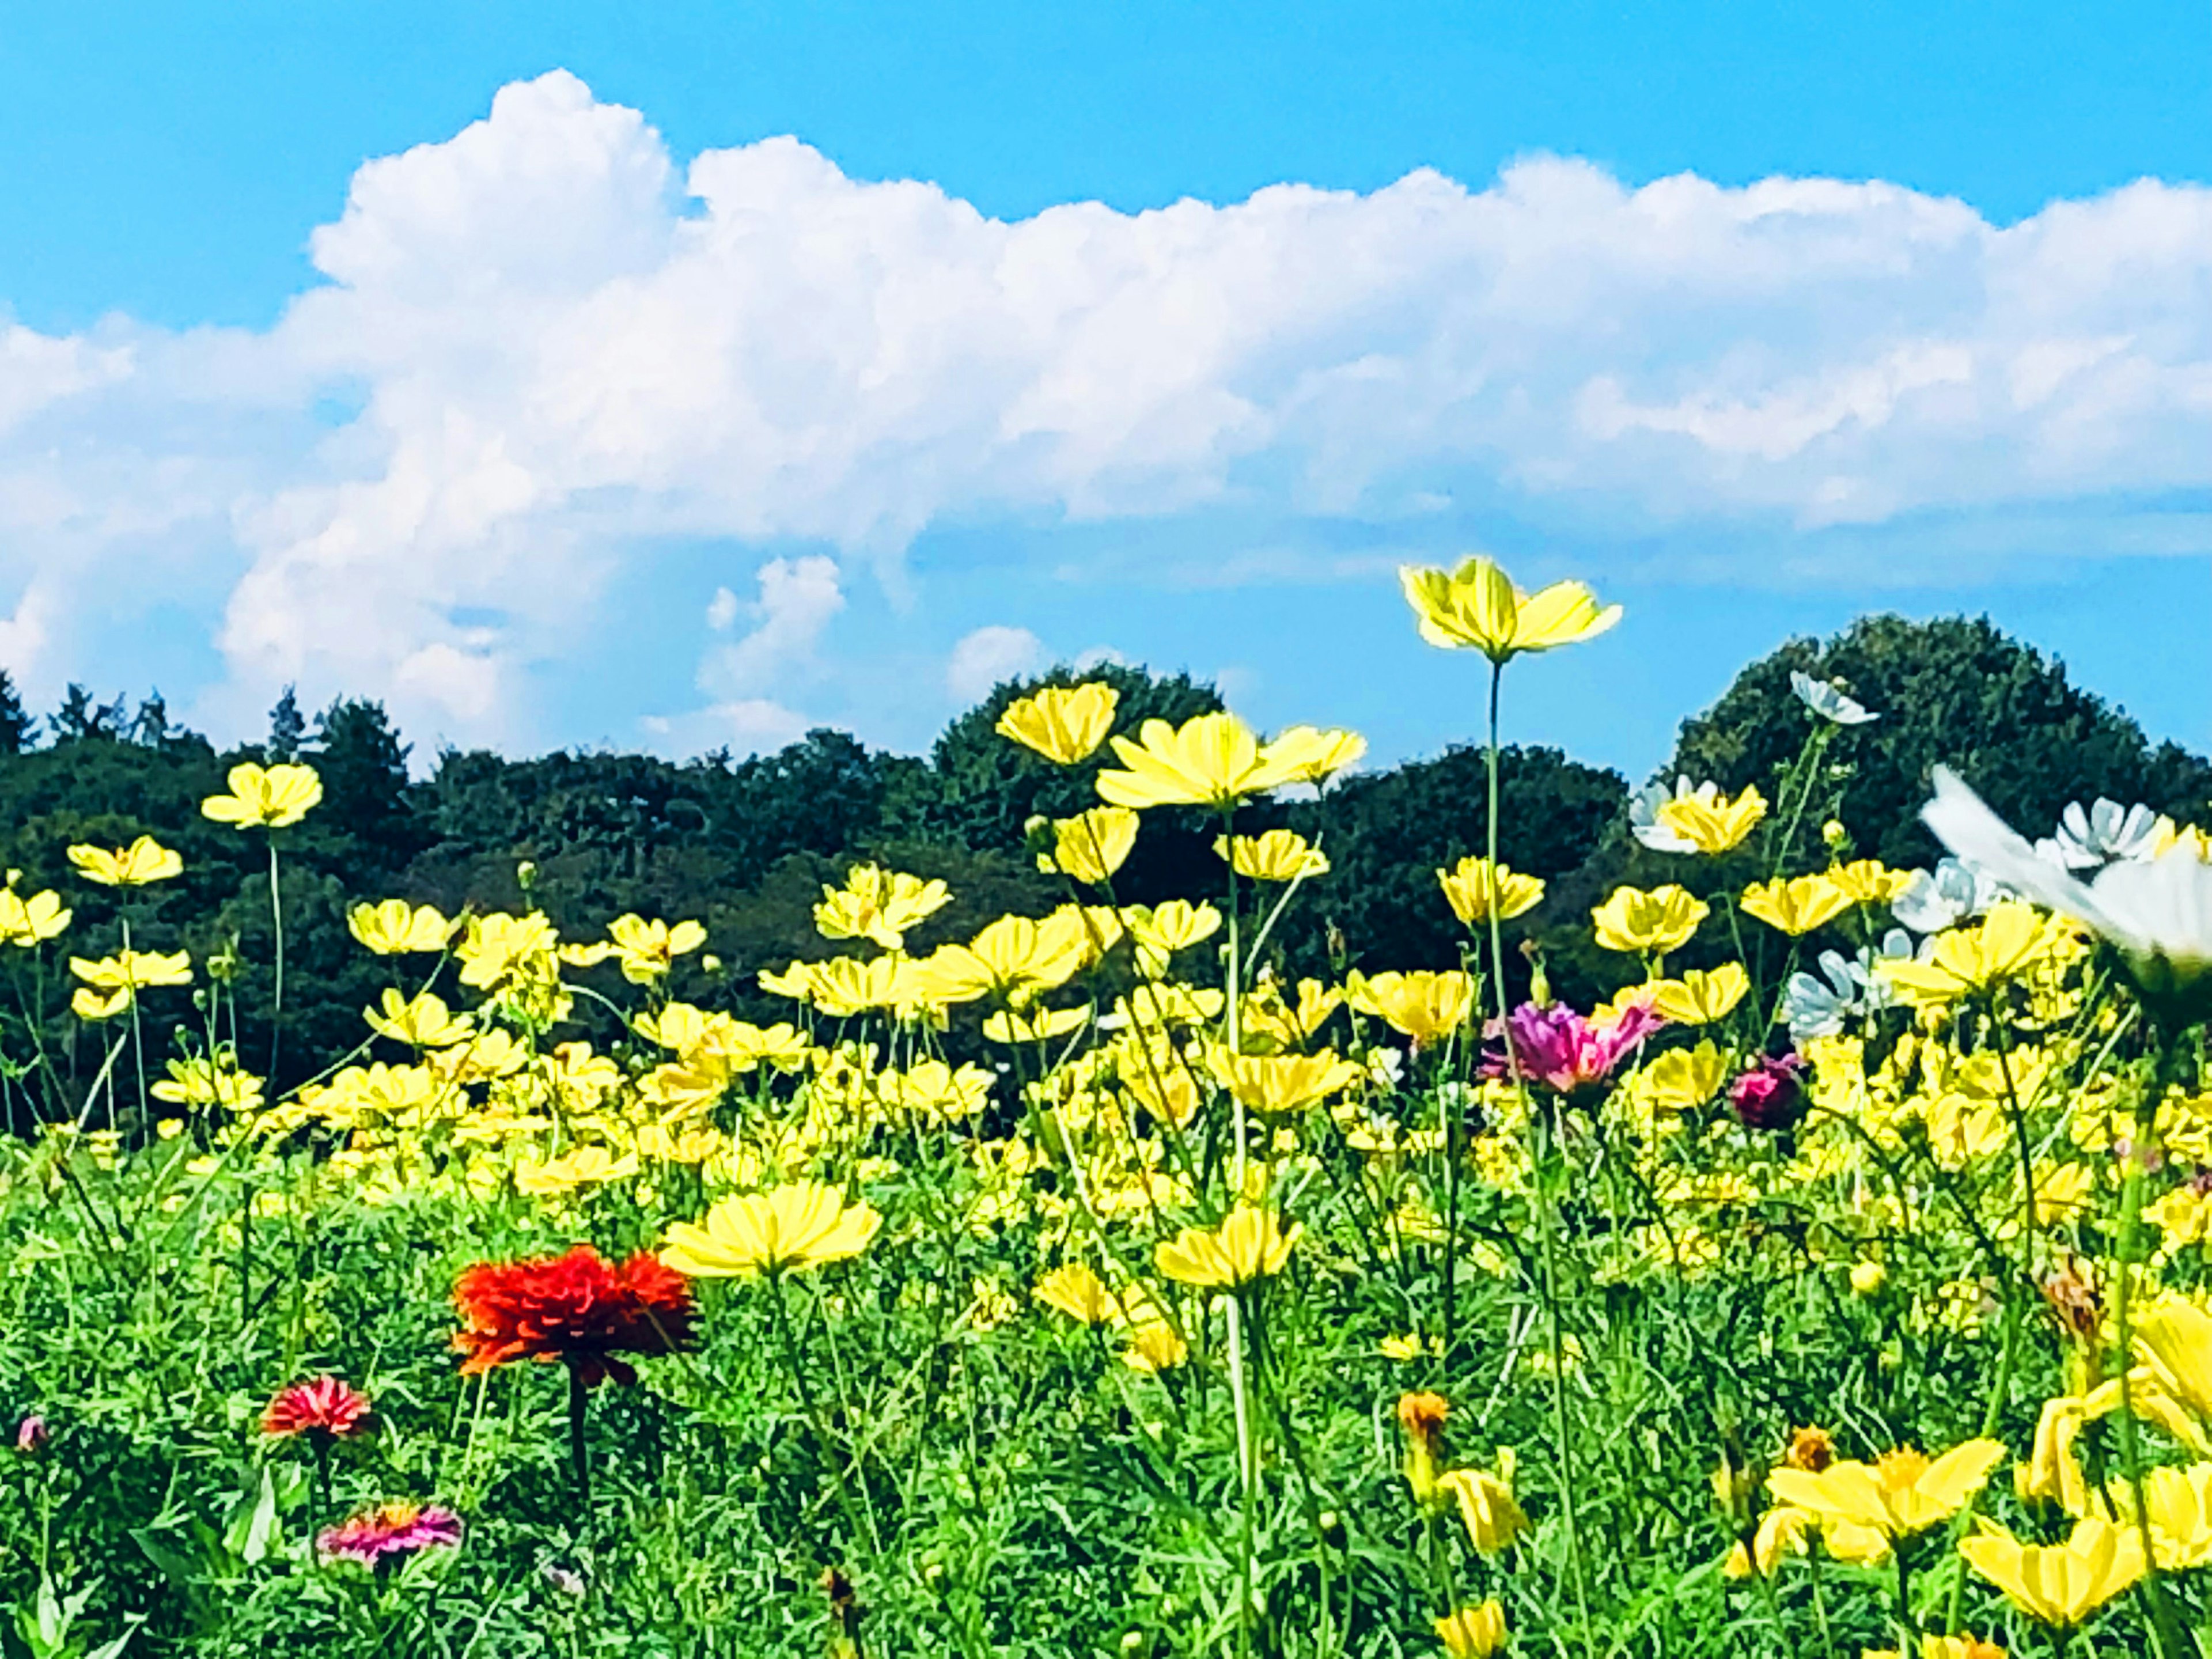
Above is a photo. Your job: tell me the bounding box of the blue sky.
[0,1,2206,777]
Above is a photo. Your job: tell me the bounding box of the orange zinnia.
[453,1244,695,1388]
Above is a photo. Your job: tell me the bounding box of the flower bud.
[1849,1259,1887,1297]
[1730,1054,1807,1132]
[1396,1391,1450,1513]
[14,1414,47,1456]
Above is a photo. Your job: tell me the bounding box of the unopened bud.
[1850,1259,1887,1297]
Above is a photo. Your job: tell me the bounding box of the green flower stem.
[566,1360,591,1511]
[266,838,285,1084]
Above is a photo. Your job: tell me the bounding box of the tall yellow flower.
[1207,1048,1363,1113]
[1215,829,1328,882]
[1399,555,1621,664]
[1650,964,1749,1025]
[1347,969,1476,1043]
[1154,1207,1299,1288]
[1096,713,1305,810]
[1433,1602,1508,1658]
[347,900,455,955]
[1034,1263,1119,1326]
[660,1181,881,1277]
[200,762,323,829]
[69,949,194,1020]
[1830,859,1911,906]
[0,887,71,947]
[2112,1462,2212,1571]
[67,836,182,887]
[1959,1514,2144,1627]
[1591,885,1709,955]
[1043,808,1141,885]
[2134,1294,2212,1422]
[1878,902,2075,1005]
[1438,856,1545,926]
[995,683,1120,766]
[1264,725,1368,785]
[605,914,709,983]
[1766,1440,2003,1541]
[1739,874,1853,937]
[1654,785,1767,854]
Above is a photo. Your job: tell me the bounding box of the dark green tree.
[266,686,307,762]
[0,671,32,753]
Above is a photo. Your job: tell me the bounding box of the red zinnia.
[319,1499,462,1567]
[452,1244,695,1388]
[262,1374,373,1440]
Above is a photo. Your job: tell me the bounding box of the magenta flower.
[318,1500,463,1568]
[1730,1054,1808,1131]
[1484,999,1666,1101]
[14,1415,47,1456]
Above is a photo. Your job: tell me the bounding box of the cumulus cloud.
[0,69,2204,748]
[946,624,1045,702]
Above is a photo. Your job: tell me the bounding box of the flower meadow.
[0,559,2208,1659]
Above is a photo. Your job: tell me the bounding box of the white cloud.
[945,624,1045,702]
[0,69,2203,748]
[703,585,739,631]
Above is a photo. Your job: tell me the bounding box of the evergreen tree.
[309,698,422,872]
[266,687,306,762]
[0,672,33,754]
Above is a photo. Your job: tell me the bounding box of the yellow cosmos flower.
[1739,874,1853,936]
[1215,829,1328,882]
[1649,964,1749,1025]
[606,914,709,983]
[69,949,193,1020]
[1878,900,2078,1006]
[1095,713,1306,810]
[1438,857,1545,927]
[1592,884,1709,955]
[2113,1461,2212,1571]
[149,1055,264,1113]
[1154,1207,1299,1288]
[1766,1440,2003,1540]
[812,865,952,952]
[1264,725,1368,785]
[923,911,1092,1003]
[1654,785,1767,854]
[1437,1456,1529,1553]
[2134,1294,2212,1422]
[200,762,323,829]
[347,900,455,955]
[1830,859,1911,906]
[1126,900,1222,978]
[995,682,1120,766]
[1641,1040,1728,1111]
[0,887,71,947]
[1859,1639,2006,1659]
[516,1145,641,1197]
[1959,1514,2144,1627]
[660,1181,882,1277]
[67,836,182,887]
[1034,1263,1119,1326]
[1433,1601,1508,1658]
[1347,969,1476,1044]
[982,1004,1090,1044]
[1042,807,1140,885]
[1207,1048,1363,1113]
[1399,555,1622,664]
[364,988,472,1048]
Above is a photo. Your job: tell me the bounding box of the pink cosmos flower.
[1484,999,1666,1101]
[317,1500,462,1567]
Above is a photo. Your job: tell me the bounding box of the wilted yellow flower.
[1654,785,1767,854]
[1959,1514,2144,1627]
[996,683,1120,766]
[1433,1601,1508,1658]
[200,762,323,829]
[1878,902,2075,1005]
[1438,856,1545,927]
[1437,1456,1529,1552]
[1035,1263,1119,1325]
[364,988,472,1048]
[1724,1506,1817,1578]
[1347,969,1476,1044]
[1649,964,1749,1025]
[1155,1207,1298,1288]
[347,900,455,955]
[1399,555,1621,664]
[1095,713,1306,810]
[1043,808,1141,885]
[1215,829,1328,882]
[1739,874,1853,936]
[1592,885,1709,955]
[0,887,70,947]
[67,836,181,887]
[606,914,709,984]
[1766,1440,2003,1540]
[660,1181,882,1277]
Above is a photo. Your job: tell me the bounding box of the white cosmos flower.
[2046,798,2165,869]
[1630,775,1711,853]
[1790,672,1879,726]
[1921,767,2212,1005]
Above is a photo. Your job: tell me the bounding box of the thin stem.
[566,1362,591,1511]
[266,839,285,1084]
